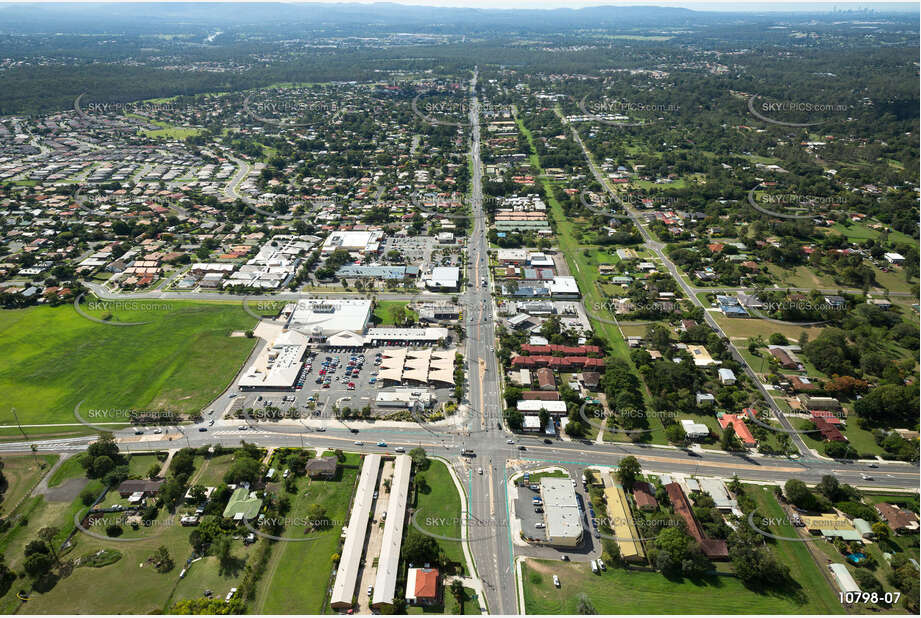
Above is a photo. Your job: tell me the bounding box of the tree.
[79,487,97,506]
[450,579,464,604]
[729,544,791,588]
[505,409,524,431]
[616,456,641,489]
[408,448,429,470]
[151,545,174,573]
[720,424,740,451]
[188,484,207,504]
[816,475,841,501]
[768,333,789,345]
[92,455,115,478]
[37,527,60,565]
[665,423,686,445]
[212,536,234,574]
[577,594,597,615]
[224,456,261,485]
[401,529,440,566]
[23,552,53,579]
[601,538,622,568]
[871,521,891,541]
[306,504,328,529]
[189,529,206,554]
[783,479,822,511]
[0,555,14,598]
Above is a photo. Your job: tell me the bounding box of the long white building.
[330,454,381,609]
[371,455,412,609]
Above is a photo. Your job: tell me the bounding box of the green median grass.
[0,301,257,426]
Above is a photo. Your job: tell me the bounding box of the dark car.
[543,438,553,444]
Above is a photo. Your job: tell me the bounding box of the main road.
[458,68,519,616]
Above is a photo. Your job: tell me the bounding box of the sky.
[2,0,917,11]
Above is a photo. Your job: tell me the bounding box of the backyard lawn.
[254,452,361,613]
[744,485,844,614]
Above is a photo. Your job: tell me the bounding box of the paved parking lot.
[380,236,434,268]
[515,485,549,542]
[227,345,455,424]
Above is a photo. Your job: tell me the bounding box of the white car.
[535,522,546,529]
[354,441,363,445]
[553,575,560,588]
[506,439,515,444]
[477,467,483,475]
[860,473,873,481]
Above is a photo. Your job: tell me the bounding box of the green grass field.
[0,453,57,513]
[522,557,840,614]
[827,222,918,251]
[0,301,257,426]
[46,454,86,488]
[372,301,418,326]
[255,452,361,613]
[414,459,466,574]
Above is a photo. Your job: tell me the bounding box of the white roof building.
[697,478,739,511]
[540,477,583,546]
[497,248,527,263]
[365,327,450,345]
[517,400,568,414]
[829,563,860,594]
[331,454,381,609]
[372,455,412,608]
[681,419,710,439]
[238,330,309,389]
[321,230,383,254]
[425,266,460,290]
[290,298,372,337]
[548,276,580,297]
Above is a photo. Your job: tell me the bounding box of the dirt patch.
[42,477,90,502]
[527,558,556,576]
